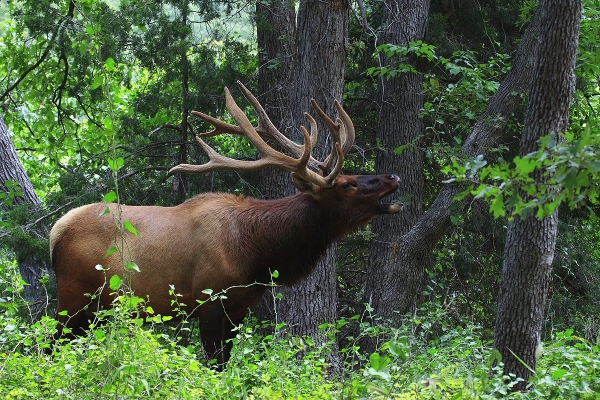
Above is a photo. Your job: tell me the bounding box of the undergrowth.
[1,258,599,399]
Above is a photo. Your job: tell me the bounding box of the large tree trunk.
[0,112,48,301]
[255,0,297,200]
[276,0,349,351]
[362,8,543,328]
[362,0,429,353]
[493,0,581,390]
[253,0,350,363]
[252,0,298,323]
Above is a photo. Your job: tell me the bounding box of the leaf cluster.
[445,124,600,220]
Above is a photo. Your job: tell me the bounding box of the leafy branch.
[444,125,600,220]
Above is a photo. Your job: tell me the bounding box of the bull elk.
[49,81,402,365]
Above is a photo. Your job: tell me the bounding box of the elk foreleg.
[199,304,227,368]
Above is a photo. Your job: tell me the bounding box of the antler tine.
[169,87,314,176]
[321,142,344,185]
[303,112,319,151]
[334,100,355,156]
[190,110,245,136]
[236,83,320,157]
[235,82,301,152]
[311,99,355,176]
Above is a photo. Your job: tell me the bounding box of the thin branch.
[148,124,182,137]
[118,165,172,181]
[0,202,73,240]
[29,202,74,227]
[0,42,54,103]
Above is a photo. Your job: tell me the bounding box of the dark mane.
[232,193,346,285]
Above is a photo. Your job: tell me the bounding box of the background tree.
[0,112,48,301]
[254,0,296,200]
[251,0,350,355]
[359,1,543,329]
[362,0,429,352]
[493,0,582,389]
[273,0,350,351]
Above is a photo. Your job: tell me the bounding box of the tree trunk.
[252,0,298,323]
[0,112,48,301]
[172,5,190,199]
[255,0,297,200]
[362,0,429,353]
[276,0,349,349]
[362,7,543,329]
[253,0,350,362]
[493,0,581,390]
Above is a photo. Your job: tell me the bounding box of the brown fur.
[50,173,400,364]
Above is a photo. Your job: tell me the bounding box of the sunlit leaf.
[109,274,121,290]
[123,221,138,236]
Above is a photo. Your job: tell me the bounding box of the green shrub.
[1,262,599,399]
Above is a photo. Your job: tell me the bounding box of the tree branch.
[118,165,172,181]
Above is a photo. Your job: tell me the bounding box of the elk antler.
[169,81,355,188]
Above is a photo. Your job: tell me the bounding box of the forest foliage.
[1,0,600,397]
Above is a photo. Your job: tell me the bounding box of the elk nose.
[386,174,400,186]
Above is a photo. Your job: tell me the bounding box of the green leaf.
[469,155,487,177]
[126,261,140,272]
[107,157,124,172]
[103,191,117,203]
[551,368,567,379]
[78,41,88,56]
[109,274,121,290]
[369,352,381,369]
[490,195,505,219]
[103,117,114,130]
[514,156,539,175]
[123,221,138,236]
[94,329,106,341]
[91,75,104,90]
[104,246,118,258]
[104,57,115,71]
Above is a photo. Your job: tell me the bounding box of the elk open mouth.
[378,186,403,214]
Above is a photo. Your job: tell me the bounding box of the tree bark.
[255,0,350,356]
[363,7,543,327]
[362,0,429,353]
[493,0,581,390]
[276,0,349,349]
[0,112,48,300]
[253,0,350,362]
[255,0,297,201]
[252,0,298,323]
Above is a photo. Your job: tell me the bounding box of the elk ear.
[292,172,321,198]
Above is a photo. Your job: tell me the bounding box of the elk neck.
[232,192,351,286]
